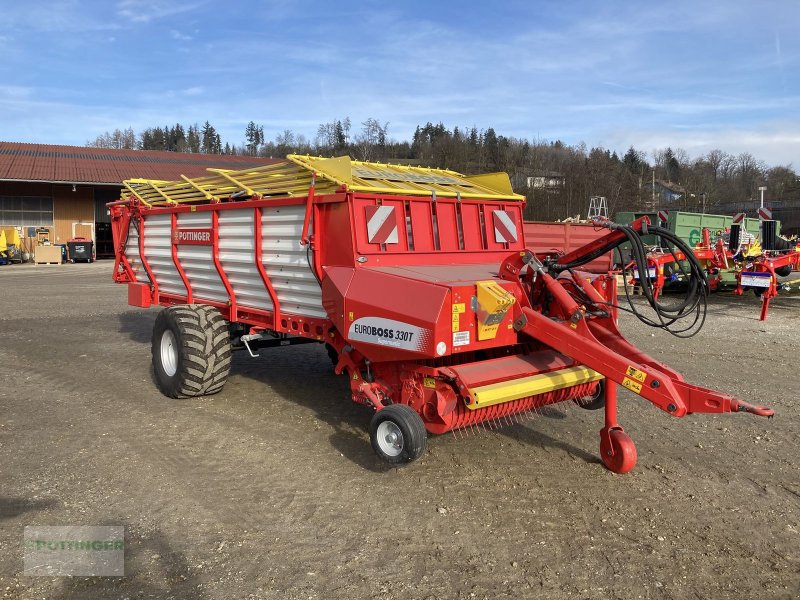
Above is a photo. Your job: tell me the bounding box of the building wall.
[0,181,53,255]
[0,181,99,256]
[52,184,94,243]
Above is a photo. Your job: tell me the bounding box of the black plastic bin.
[67,238,94,263]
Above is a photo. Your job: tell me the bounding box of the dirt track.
[1,262,798,599]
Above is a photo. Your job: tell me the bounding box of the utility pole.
[652,170,655,208]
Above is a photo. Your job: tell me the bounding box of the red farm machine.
[110,156,773,474]
[627,222,800,321]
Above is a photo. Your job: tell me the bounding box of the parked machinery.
[627,222,799,320]
[730,221,800,320]
[110,156,773,473]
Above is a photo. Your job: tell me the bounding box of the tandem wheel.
[369,404,428,465]
[152,304,232,399]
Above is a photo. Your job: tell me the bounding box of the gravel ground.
[0,262,798,599]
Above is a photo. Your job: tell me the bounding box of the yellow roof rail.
[122,155,524,206]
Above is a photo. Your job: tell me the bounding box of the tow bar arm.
[508,257,775,419]
[502,246,773,419]
[516,303,773,418]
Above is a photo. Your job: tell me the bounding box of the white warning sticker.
[453,331,470,346]
[740,273,771,288]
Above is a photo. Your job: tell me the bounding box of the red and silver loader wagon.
[110,155,773,473]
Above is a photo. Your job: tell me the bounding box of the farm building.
[0,141,277,260]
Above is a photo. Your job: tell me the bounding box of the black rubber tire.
[775,265,792,277]
[574,380,606,410]
[369,404,428,465]
[152,304,232,398]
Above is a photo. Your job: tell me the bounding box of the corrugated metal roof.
[0,141,279,185]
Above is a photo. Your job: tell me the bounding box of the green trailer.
[666,212,770,247]
[614,210,773,247]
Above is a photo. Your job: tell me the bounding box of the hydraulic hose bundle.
[548,219,709,338]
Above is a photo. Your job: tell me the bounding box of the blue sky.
[1,0,798,166]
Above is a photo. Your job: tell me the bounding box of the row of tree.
[87,120,798,221]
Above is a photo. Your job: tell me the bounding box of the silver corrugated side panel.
[126,205,326,321]
[218,209,274,312]
[142,214,187,297]
[176,212,229,304]
[261,205,326,319]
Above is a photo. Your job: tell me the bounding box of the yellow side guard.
[466,366,604,410]
[475,280,516,341]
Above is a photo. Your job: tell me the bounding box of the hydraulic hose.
[547,221,708,338]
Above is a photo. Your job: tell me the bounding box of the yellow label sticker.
[622,377,643,394]
[452,313,460,332]
[348,311,354,321]
[625,366,647,383]
[423,376,436,389]
[452,303,465,314]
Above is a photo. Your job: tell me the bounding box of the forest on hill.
[88,119,798,221]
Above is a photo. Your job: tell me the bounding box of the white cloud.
[116,1,205,24]
[170,29,193,41]
[0,2,119,33]
[597,121,800,168]
[0,85,35,100]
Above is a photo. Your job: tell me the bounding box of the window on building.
[0,196,54,226]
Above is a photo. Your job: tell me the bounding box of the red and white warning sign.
[657,210,669,223]
[492,210,518,243]
[732,212,746,224]
[757,207,773,220]
[365,205,399,244]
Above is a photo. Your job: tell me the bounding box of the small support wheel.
[369,404,427,465]
[575,380,605,410]
[600,427,637,474]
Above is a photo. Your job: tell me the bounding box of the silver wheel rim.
[376,421,404,457]
[160,329,178,377]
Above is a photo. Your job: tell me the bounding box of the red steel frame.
[253,206,282,330]
[170,213,193,303]
[211,210,238,322]
[110,195,775,474]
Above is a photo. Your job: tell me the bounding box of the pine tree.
[201,121,217,154]
[187,124,201,153]
[245,121,263,155]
